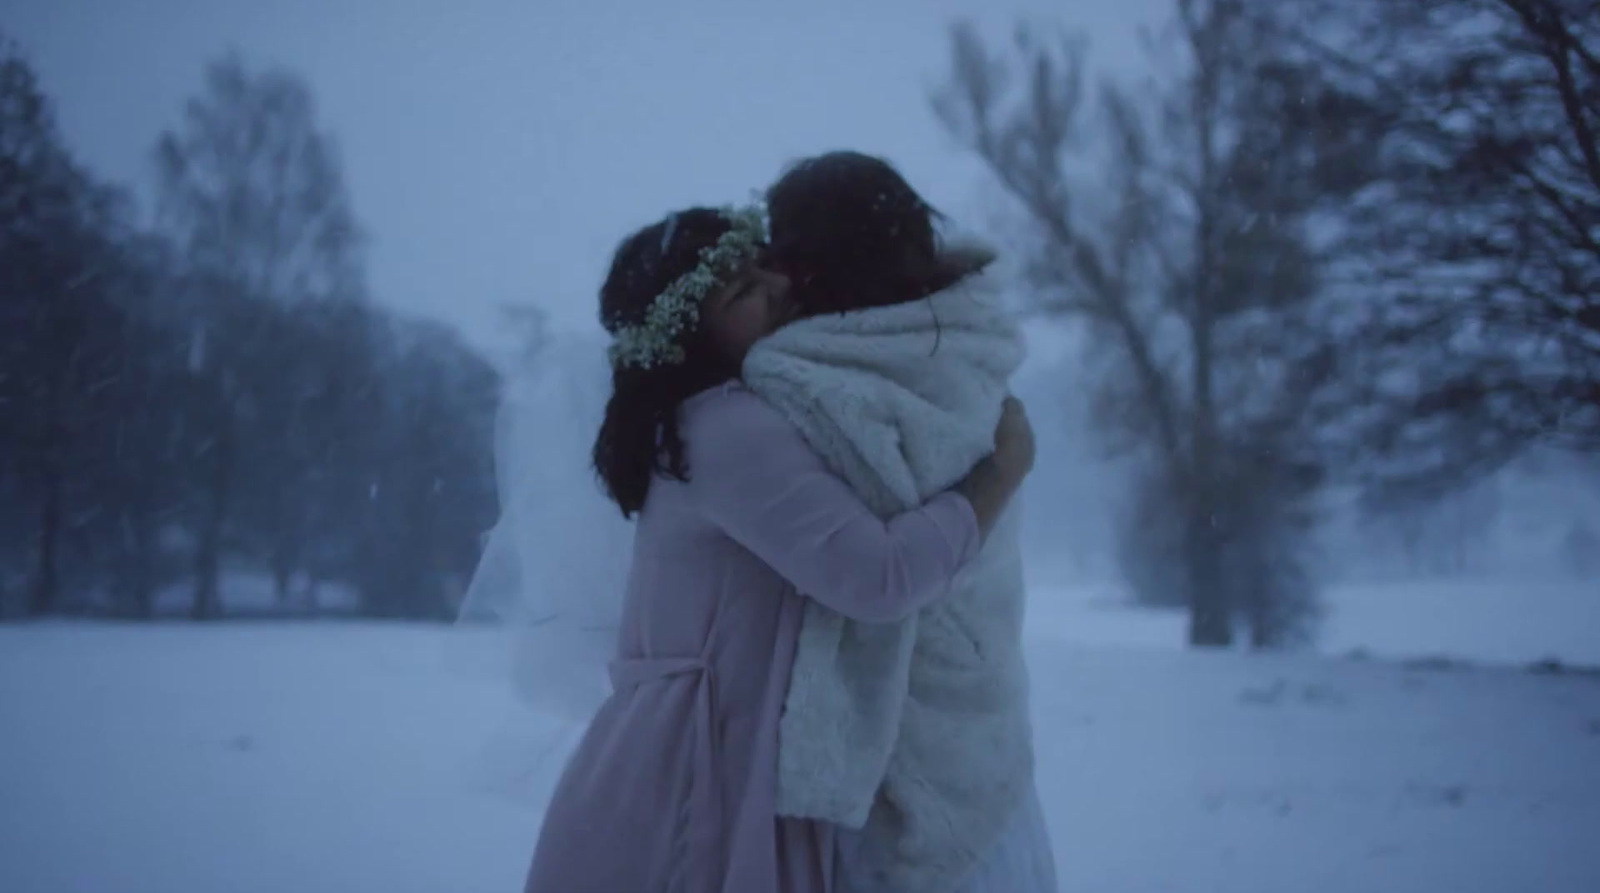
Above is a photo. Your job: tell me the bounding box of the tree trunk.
[126,513,157,619]
[1185,212,1230,645]
[1183,0,1231,649]
[28,460,62,617]
[1185,396,1232,645]
[271,552,293,608]
[193,416,233,621]
[192,519,222,620]
[1185,503,1232,646]
[27,368,66,618]
[1186,315,1230,646]
[270,534,301,609]
[1244,571,1269,649]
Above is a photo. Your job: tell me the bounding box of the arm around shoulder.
[682,386,979,623]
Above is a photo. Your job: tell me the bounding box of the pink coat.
[523,381,982,893]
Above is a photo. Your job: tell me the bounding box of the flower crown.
[607,204,768,370]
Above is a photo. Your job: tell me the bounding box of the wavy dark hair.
[765,150,991,317]
[592,208,745,518]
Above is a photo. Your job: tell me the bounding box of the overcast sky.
[6,0,1163,357]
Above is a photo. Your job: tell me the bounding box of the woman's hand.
[951,396,1036,543]
[992,396,1035,480]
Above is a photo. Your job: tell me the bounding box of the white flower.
[608,204,767,370]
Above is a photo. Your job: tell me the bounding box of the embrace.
[522,151,1054,893]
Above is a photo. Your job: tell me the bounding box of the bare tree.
[1298,0,1600,500]
[935,1,1355,646]
[154,52,365,616]
[1,42,500,622]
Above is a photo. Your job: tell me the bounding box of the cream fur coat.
[741,260,1036,893]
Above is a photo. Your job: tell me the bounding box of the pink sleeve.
[682,386,981,623]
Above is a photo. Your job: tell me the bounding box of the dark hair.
[765,150,989,317]
[592,208,743,518]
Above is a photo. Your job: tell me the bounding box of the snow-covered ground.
[1027,577,1600,668]
[2,582,1599,893]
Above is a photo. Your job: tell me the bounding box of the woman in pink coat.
[521,205,1036,893]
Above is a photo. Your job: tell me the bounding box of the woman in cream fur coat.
[750,150,1058,893]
